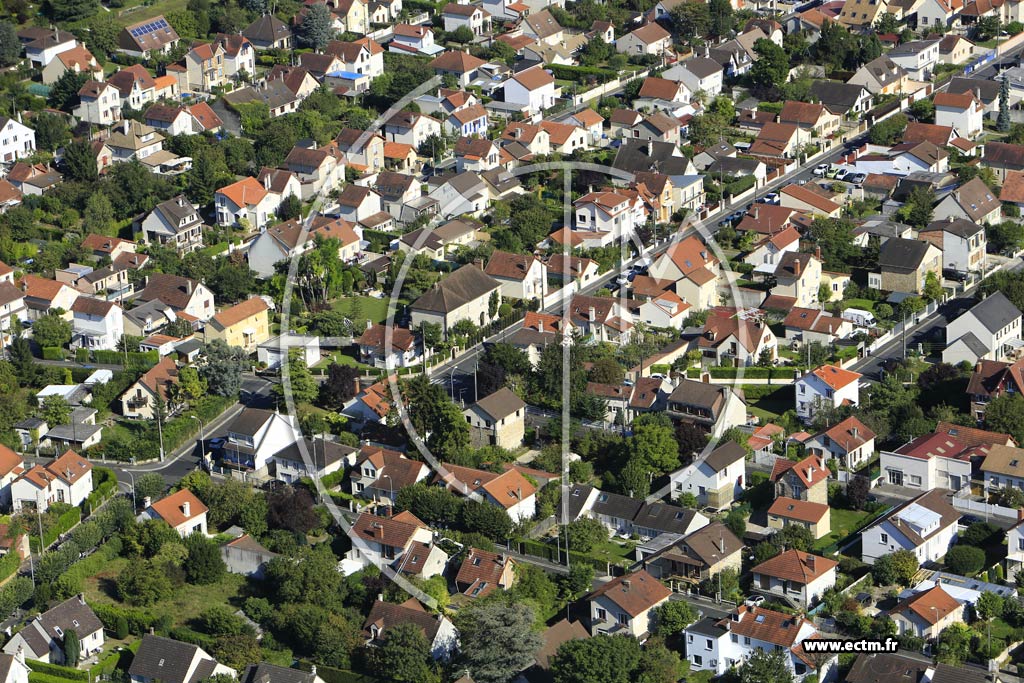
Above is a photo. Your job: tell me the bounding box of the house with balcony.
[120,357,179,419]
[73,81,121,127]
[641,521,743,584]
[218,407,297,472]
[138,196,204,254]
[942,291,1021,366]
[888,39,941,80]
[981,443,1024,493]
[751,549,838,608]
[11,450,93,512]
[350,446,430,502]
[587,569,670,638]
[806,416,876,470]
[795,364,862,422]
[204,297,271,354]
[920,217,986,274]
[70,298,123,351]
[861,489,959,564]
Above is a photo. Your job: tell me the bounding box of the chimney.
[142,496,152,508]
[366,319,373,330]
[851,426,858,438]
[311,666,317,677]
[589,306,596,322]
[354,376,361,395]
[622,579,631,589]
[793,259,801,277]
[754,207,759,220]
[182,500,190,517]
[646,140,654,157]
[806,554,815,571]
[815,246,821,261]
[1018,508,1024,522]
[186,279,193,295]
[262,171,271,190]
[177,197,184,206]
[123,119,130,136]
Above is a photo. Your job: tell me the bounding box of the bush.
[944,545,986,575]
[42,347,64,361]
[30,507,81,552]
[92,603,159,636]
[75,348,90,363]
[25,661,88,681]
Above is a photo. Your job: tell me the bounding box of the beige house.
[890,585,963,639]
[120,357,179,419]
[751,549,838,608]
[204,297,271,353]
[410,264,500,338]
[642,521,744,583]
[767,497,832,540]
[771,454,831,504]
[587,569,670,637]
[463,388,525,449]
[773,252,823,308]
[871,237,943,294]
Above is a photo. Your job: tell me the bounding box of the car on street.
[813,163,829,176]
[762,192,779,204]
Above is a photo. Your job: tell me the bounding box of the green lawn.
[744,385,795,423]
[330,296,392,323]
[842,299,877,312]
[813,508,874,552]
[587,539,639,566]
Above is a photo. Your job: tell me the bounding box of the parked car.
[826,166,840,178]
[763,192,779,204]
[813,163,829,176]
[834,168,849,181]
[847,172,866,184]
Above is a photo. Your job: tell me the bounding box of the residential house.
[640,520,743,583]
[667,380,746,435]
[284,144,345,201]
[806,416,876,470]
[779,184,842,217]
[463,388,526,451]
[350,446,430,502]
[442,3,491,34]
[138,196,204,254]
[982,141,1024,181]
[751,549,838,608]
[888,39,941,80]
[773,252,823,307]
[647,235,720,311]
[838,0,891,27]
[795,365,862,422]
[140,489,208,536]
[362,598,458,659]
[455,548,516,598]
[0,117,34,164]
[10,450,93,512]
[143,104,198,137]
[107,64,157,109]
[942,292,1021,365]
[933,176,1001,224]
[616,23,672,56]
[118,16,179,57]
[120,357,179,419]
[920,217,986,274]
[222,79,300,118]
[917,0,964,28]
[70,298,123,351]
[880,431,973,491]
[218,407,298,472]
[981,443,1024,492]
[771,454,831,504]
[861,488,959,564]
[215,176,279,229]
[669,441,746,510]
[326,37,385,81]
[17,275,78,321]
[137,273,215,321]
[565,484,709,539]
[697,309,779,367]
[871,237,942,295]
[750,123,808,161]
[428,51,487,88]
[356,323,419,369]
[809,80,873,117]
[409,264,500,337]
[128,635,235,683]
[767,498,832,540]
[390,24,439,56]
[522,9,563,44]
[587,569,670,638]
[242,15,293,50]
[848,57,908,96]
[439,463,538,520]
[665,58,723,98]
[782,307,853,347]
[0,282,25,347]
[503,68,559,114]
[271,436,355,485]
[1,595,103,664]
[204,297,270,353]
[17,28,76,68]
[484,251,547,302]
[890,585,964,638]
[778,100,841,139]
[72,81,121,127]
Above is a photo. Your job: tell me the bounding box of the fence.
[951,496,1020,521]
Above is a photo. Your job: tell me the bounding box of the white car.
[813,163,829,176]
[834,168,849,181]
[763,192,779,204]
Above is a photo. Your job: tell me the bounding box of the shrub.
[41,347,64,361]
[944,545,985,576]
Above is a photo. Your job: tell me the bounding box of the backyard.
[742,385,795,423]
[813,508,879,553]
[330,296,393,324]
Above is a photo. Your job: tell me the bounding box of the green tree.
[936,622,972,665]
[924,270,944,301]
[0,21,18,67]
[274,348,319,404]
[875,11,899,32]
[629,418,679,473]
[985,393,1024,444]
[188,146,230,206]
[944,545,985,575]
[909,98,935,124]
[62,630,80,665]
[708,0,733,37]
[116,560,173,606]
[565,518,608,553]
[33,312,72,348]
[47,70,89,111]
[551,634,642,683]
[976,591,1004,621]
[450,25,475,44]
[367,623,437,683]
[299,3,334,50]
[860,32,883,61]
[751,39,790,91]
[637,638,686,683]
[868,113,908,146]
[32,112,71,152]
[1000,74,1012,132]
[201,339,246,397]
[725,508,747,538]
[63,139,99,182]
[45,0,97,23]
[456,602,542,683]
[741,648,794,683]
[40,394,72,426]
[185,533,227,584]
[83,192,115,236]
[898,186,934,229]
[669,1,710,38]
[652,601,697,637]
[620,455,651,498]
[461,500,513,540]
[134,473,166,502]
[872,549,919,586]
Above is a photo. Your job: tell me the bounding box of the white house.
[343,511,447,578]
[218,407,298,472]
[806,416,876,471]
[363,598,458,660]
[920,217,986,275]
[1006,518,1024,581]
[384,111,442,149]
[981,443,1024,492]
[669,441,746,510]
[484,251,548,302]
[73,81,121,127]
[10,450,93,512]
[860,489,959,564]
[139,489,208,537]
[503,68,559,114]
[70,298,124,352]
[684,605,831,681]
[574,190,647,240]
[942,291,1021,365]
[17,27,76,68]
[890,584,964,639]
[662,58,724,98]
[587,569,670,638]
[0,117,35,164]
[795,365,862,422]
[934,90,984,139]
[888,39,941,80]
[751,549,838,608]
[1,595,103,664]
[439,462,535,522]
[616,23,671,56]
[215,176,280,229]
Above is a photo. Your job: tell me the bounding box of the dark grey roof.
[922,217,984,239]
[241,663,315,683]
[858,56,904,87]
[930,663,993,683]
[878,237,932,273]
[704,156,761,177]
[223,79,296,110]
[950,331,989,357]
[130,636,207,683]
[683,57,723,78]
[634,501,700,535]
[226,407,274,437]
[14,417,46,430]
[846,653,931,683]
[687,616,729,639]
[176,338,204,354]
[967,292,1022,334]
[613,139,692,176]
[704,442,746,473]
[46,424,102,442]
[948,77,999,104]
[243,14,292,43]
[411,264,500,314]
[400,228,444,251]
[592,489,644,520]
[472,387,525,421]
[562,484,596,522]
[808,81,870,113]
[667,379,726,410]
[36,595,103,642]
[271,437,356,466]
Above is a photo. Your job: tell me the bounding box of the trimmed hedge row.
[42,347,64,361]
[0,547,20,583]
[30,507,81,553]
[93,349,158,370]
[686,366,805,379]
[92,603,160,636]
[85,467,118,515]
[29,672,85,683]
[26,661,88,681]
[548,63,620,84]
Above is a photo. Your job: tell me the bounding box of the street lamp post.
[190,415,207,468]
[125,470,136,511]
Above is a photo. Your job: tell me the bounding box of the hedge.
[687,366,804,379]
[30,672,87,683]
[74,348,89,363]
[0,548,20,583]
[296,662,379,683]
[30,507,81,553]
[89,651,123,678]
[85,467,118,515]
[26,661,88,681]
[320,470,347,489]
[548,63,619,84]
[93,349,158,370]
[42,347,64,361]
[92,603,160,636]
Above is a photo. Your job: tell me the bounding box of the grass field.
[330,296,392,323]
[744,385,795,422]
[842,299,878,312]
[813,508,874,552]
[82,557,248,628]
